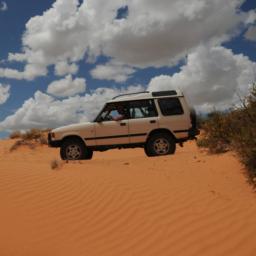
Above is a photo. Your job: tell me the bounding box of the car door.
[128,99,159,144]
[94,102,129,146]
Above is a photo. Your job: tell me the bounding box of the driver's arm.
[113,115,124,121]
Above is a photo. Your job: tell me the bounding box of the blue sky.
[0,0,256,137]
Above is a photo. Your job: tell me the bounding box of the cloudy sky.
[0,0,256,136]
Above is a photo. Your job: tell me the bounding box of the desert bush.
[38,136,48,145]
[9,140,35,152]
[197,112,231,153]
[9,131,22,139]
[50,159,63,170]
[198,84,256,183]
[9,128,50,151]
[196,114,205,129]
[21,128,43,140]
[12,128,49,143]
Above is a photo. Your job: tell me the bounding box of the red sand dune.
[0,139,256,256]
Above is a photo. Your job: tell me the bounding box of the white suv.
[48,90,199,160]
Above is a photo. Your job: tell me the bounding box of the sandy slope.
[0,139,256,256]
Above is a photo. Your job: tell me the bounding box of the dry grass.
[9,131,22,139]
[10,140,36,152]
[10,128,49,143]
[197,84,256,183]
[50,159,63,170]
[9,128,50,152]
[21,129,47,142]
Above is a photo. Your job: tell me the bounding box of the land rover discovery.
[48,90,199,160]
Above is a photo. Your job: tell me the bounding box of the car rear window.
[128,99,158,119]
[158,97,184,116]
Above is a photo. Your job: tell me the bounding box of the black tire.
[60,138,93,160]
[85,148,93,160]
[190,108,197,130]
[144,133,176,157]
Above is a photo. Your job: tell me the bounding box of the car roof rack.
[152,90,177,97]
[112,91,150,99]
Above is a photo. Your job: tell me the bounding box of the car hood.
[52,122,94,134]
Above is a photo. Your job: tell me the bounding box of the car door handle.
[120,122,126,126]
[150,120,156,124]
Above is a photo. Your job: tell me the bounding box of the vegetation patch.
[9,128,50,151]
[197,84,256,184]
[50,159,63,170]
[10,140,36,152]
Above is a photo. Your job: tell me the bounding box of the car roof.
[108,90,184,103]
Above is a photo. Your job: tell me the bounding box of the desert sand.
[0,139,256,256]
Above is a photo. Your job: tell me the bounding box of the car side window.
[128,100,158,119]
[97,103,129,122]
[158,97,184,116]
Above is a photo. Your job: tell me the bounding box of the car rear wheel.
[60,138,93,160]
[145,133,176,157]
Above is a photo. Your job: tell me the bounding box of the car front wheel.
[60,138,93,160]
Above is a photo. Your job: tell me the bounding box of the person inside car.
[112,105,126,121]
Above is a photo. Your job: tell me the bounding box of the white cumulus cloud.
[244,10,256,24]
[0,83,10,105]
[148,45,256,111]
[0,85,144,131]
[0,1,7,11]
[1,0,253,81]
[97,0,244,67]
[0,65,47,80]
[54,61,79,76]
[47,75,86,98]
[90,61,136,82]
[245,25,256,41]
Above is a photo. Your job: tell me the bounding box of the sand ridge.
[0,139,256,256]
